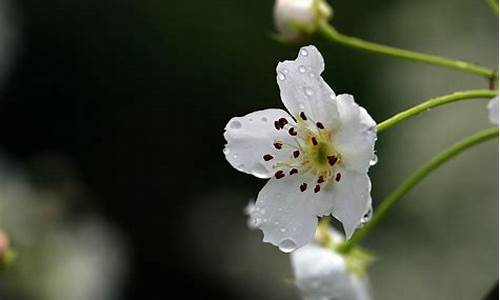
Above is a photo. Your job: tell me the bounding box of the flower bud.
[273,0,332,42]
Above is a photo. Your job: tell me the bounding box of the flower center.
[263,112,342,193]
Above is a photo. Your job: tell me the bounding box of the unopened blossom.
[487,96,498,125]
[274,0,332,42]
[291,227,372,300]
[223,45,376,252]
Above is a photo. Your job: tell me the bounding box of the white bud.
[274,0,332,42]
[487,96,498,125]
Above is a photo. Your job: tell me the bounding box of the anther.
[300,112,307,120]
[300,183,307,192]
[278,118,288,127]
[327,155,338,166]
[263,154,274,161]
[316,122,324,129]
[317,176,324,184]
[275,170,285,179]
[274,121,281,130]
[311,137,318,145]
[273,142,282,149]
[293,150,300,158]
[288,128,298,136]
[314,184,321,193]
[335,173,341,182]
[289,168,298,175]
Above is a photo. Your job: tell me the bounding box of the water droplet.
[223,148,230,155]
[329,93,336,100]
[233,154,238,159]
[303,87,314,96]
[361,207,373,223]
[369,154,378,166]
[299,104,305,110]
[298,65,306,73]
[278,238,297,253]
[261,116,268,123]
[309,72,315,78]
[277,72,286,81]
[253,217,262,226]
[283,69,289,74]
[229,120,242,129]
[263,218,268,223]
[280,227,286,233]
[248,117,253,122]
[300,48,308,56]
[274,221,279,225]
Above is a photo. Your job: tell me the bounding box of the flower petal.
[487,96,498,125]
[276,45,339,127]
[329,169,372,238]
[223,109,296,179]
[333,94,377,173]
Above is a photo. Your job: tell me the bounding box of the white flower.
[291,227,372,300]
[223,45,376,252]
[274,0,332,42]
[487,96,498,125]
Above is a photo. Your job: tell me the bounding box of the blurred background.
[0,0,497,299]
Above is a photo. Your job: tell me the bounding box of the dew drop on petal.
[299,104,305,110]
[280,227,286,233]
[361,207,373,224]
[247,117,253,122]
[303,87,314,96]
[223,148,230,155]
[298,65,306,73]
[233,153,238,159]
[277,72,286,81]
[278,238,297,253]
[369,154,378,166]
[229,120,242,129]
[261,116,268,123]
[300,48,308,56]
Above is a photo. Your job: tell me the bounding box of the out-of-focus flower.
[487,96,498,125]
[0,154,127,300]
[274,0,332,42]
[291,227,372,300]
[224,45,376,252]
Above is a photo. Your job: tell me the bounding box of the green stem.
[377,90,498,133]
[337,127,499,253]
[486,0,499,15]
[318,22,498,80]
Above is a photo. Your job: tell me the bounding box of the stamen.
[317,176,324,184]
[300,183,307,192]
[316,122,324,129]
[278,118,288,127]
[275,170,285,179]
[327,155,338,166]
[274,121,281,130]
[288,128,298,136]
[300,112,307,120]
[314,185,321,193]
[311,137,318,145]
[335,172,341,182]
[273,142,283,149]
[289,168,298,175]
[263,154,274,161]
[293,150,300,158]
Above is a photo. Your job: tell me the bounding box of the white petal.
[276,45,339,128]
[333,94,377,173]
[487,96,498,125]
[329,169,372,238]
[251,172,342,251]
[273,0,315,41]
[223,109,296,179]
[290,244,351,300]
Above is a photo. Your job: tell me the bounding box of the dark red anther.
[314,184,321,193]
[288,128,298,136]
[300,112,307,120]
[335,172,341,182]
[311,137,318,145]
[293,150,300,158]
[263,154,274,161]
[300,183,307,192]
[273,142,283,149]
[278,118,288,127]
[289,168,298,175]
[327,155,338,166]
[275,170,285,179]
[274,121,281,130]
[317,176,324,183]
[316,122,324,129]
